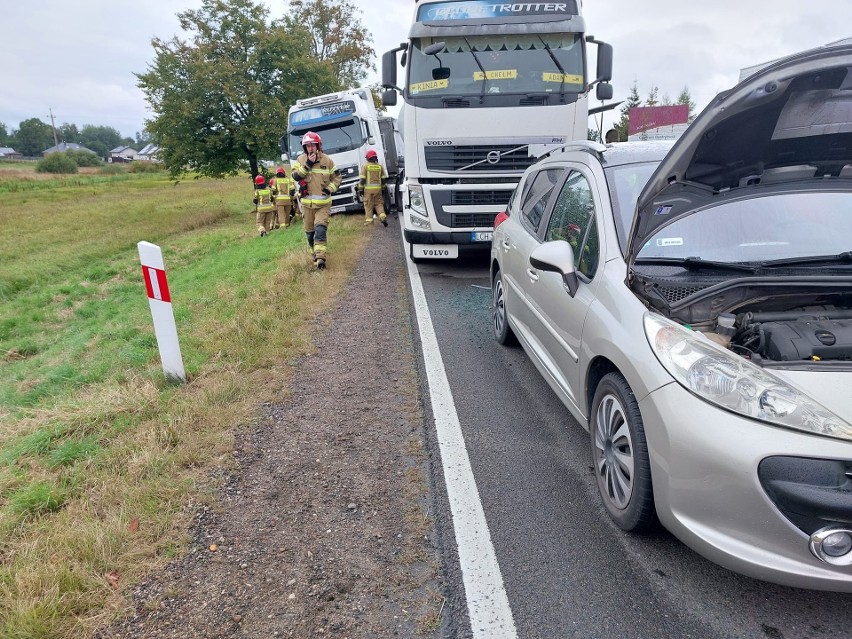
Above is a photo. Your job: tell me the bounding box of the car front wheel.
[492,268,517,346]
[590,372,656,532]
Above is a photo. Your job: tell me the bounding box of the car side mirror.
[529,240,580,297]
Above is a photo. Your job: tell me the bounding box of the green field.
[0,162,370,637]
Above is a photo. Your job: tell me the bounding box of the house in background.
[138,143,161,162]
[42,142,97,156]
[109,145,139,163]
[0,147,22,159]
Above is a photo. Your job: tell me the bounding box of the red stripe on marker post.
[138,241,186,382]
[141,266,171,303]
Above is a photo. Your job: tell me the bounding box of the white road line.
[401,229,518,638]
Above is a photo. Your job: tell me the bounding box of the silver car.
[490,44,852,591]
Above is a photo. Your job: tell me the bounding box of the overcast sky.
[2,0,850,139]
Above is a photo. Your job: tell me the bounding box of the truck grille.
[451,213,497,228]
[451,190,512,206]
[425,145,539,172]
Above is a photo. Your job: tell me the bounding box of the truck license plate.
[411,244,459,259]
[471,231,493,242]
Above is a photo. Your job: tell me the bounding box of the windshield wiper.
[757,251,852,268]
[463,38,488,103]
[633,256,759,273]
[538,36,566,102]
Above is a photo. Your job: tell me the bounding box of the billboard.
[628,105,689,136]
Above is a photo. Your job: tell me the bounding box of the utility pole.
[47,108,59,148]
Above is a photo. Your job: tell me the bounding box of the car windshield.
[408,34,584,97]
[289,118,364,157]
[636,192,852,263]
[604,161,661,254]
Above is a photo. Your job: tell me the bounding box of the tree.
[613,81,641,143]
[645,86,659,107]
[15,118,54,156]
[135,130,152,149]
[282,0,374,88]
[79,125,124,157]
[0,122,9,146]
[677,86,697,122]
[137,0,339,178]
[59,123,80,143]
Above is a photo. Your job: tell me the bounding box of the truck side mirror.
[596,83,613,101]
[382,50,398,88]
[381,90,398,107]
[595,43,613,83]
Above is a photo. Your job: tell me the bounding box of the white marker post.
[138,241,186,382]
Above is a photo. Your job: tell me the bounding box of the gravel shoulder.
[100,222,459,638]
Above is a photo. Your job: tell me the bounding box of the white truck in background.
[282,88,403,215]
[381,0,613,261]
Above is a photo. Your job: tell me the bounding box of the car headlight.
[644,313,852,442]
[408,185,427,217]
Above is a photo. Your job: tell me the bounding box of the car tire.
[590,372,657,532]
[492,269,518,346]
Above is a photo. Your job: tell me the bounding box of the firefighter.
[358,149,388,227]
[270,166,296,228]
[252,174,275,236]
[291,131,341,270]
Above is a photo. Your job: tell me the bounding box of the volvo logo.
[486,150,502,165]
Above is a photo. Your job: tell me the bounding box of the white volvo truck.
[381,0,613,261]
[283,88,403,215]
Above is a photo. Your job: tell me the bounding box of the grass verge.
[0,166,370,637]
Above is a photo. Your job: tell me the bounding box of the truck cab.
[284,89,402,215]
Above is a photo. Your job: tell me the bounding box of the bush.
[67,149,103,167]
[99,164,125,175]
[35,153,78,174]
[126,160,163,174]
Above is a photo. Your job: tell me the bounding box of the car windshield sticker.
[473,69,518,81]
[542,72,583,85]
[409,79,450,93]
[656,237,684,247]
[654,205,673,216]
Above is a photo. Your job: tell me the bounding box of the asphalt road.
[412,252,852,639]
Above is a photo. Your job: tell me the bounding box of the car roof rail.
[544,140,607,160]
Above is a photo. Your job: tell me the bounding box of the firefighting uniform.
[359,160,388,225]
[253,184,275,235]
[271,174,296,227]
[291,151,341,264]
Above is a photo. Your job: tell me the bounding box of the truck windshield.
[288,118,364,157]
[408,34,584,98]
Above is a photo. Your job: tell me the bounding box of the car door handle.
[501,240,511,250]
[526,267,539,282]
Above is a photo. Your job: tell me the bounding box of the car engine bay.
[632,271,852,365]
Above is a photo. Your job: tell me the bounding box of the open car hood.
[628,43,852,262]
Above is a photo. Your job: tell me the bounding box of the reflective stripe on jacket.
[253,187,275,212]
[359,162,386,191]
[270,176,295,202]
[292,151,342,208]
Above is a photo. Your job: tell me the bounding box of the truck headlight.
[644,314,852,442]
[408,185,427,217]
